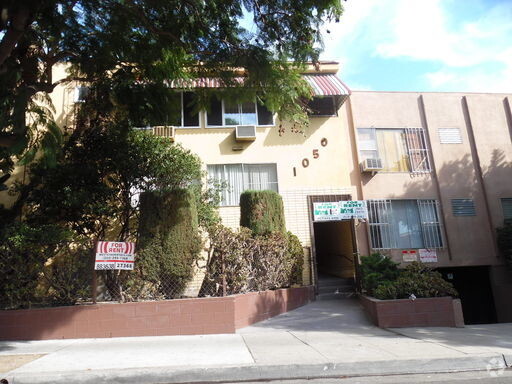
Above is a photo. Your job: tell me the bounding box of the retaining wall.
[0,286,314,341]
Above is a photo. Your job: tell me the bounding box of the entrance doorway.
[313,220,355,279]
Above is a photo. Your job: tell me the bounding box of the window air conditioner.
[361,158,383,173]
[235,125,256,141]
[152,126,175,141]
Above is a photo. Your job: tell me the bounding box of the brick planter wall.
[0,286,314,341]
[359,295,464,328]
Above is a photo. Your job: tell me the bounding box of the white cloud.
[320,0,512,92]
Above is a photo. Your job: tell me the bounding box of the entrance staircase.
[316,274,356,300]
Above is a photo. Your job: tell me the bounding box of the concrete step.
[316,291,356,300]
[318,279,354,288]
[317,285,354,295]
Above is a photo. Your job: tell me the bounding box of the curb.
[3,354,507,384]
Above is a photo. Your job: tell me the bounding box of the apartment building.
[2,62,511,323]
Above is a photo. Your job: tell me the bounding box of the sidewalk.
[2,299,511,384]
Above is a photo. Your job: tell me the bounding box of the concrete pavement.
[1,299,511,384]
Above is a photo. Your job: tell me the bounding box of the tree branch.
[0,6,32,68]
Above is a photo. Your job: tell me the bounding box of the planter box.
[359,295,464,328]
[0,286,315,341]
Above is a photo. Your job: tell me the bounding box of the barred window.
[357,128,431,173]
[207,163,278,206]
[367,199,443,249]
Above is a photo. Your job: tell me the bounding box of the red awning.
[169,74,350,96]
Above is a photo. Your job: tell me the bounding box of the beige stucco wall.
[174,102,356,247]
[350,91,512,269]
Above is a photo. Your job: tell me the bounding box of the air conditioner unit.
[235,125,256,141]
[152,126,175,141]
[361,158,383,173]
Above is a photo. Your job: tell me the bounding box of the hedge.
[239,190,286,235]
[137,189,202,298]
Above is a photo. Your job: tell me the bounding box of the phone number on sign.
[94,263,134,270]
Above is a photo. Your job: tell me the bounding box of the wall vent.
[452,199,476,216]
[439,128,462,144]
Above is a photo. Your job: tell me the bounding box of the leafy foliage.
[497,223,512,268]
[135,190,202,299]
[240,190,286,235]
[0,223,70,309]
[203,224,303,296]
[0,0,343,190]
[373,262,458,300]
[360,253,400,296]
[287,232,304,285]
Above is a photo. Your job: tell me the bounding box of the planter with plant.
[359,254,464,328]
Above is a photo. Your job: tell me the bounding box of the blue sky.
[319,0,512,92]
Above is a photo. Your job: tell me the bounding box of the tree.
[0,0,343,191]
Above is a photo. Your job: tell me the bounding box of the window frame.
[175,91,201,129]
[367,199,444,250]
[206,100,275,128]
[206,163,279,207]
[357,127,431,174]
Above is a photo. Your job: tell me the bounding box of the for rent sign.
[95,241,135,270]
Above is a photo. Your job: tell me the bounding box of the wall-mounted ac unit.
[361,158,383,173]
[152,126,175,141]
[235,125,256,141]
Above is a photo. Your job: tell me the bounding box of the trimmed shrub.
[374,262,458,300]
[136,189,202,298]
[287,232,304,285]
[240,190,286,235]
[360,253,400,296]
[203,224,299,296]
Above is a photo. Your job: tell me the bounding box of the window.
[357,128,431,173]
[307,96,337,116]
[501,198,512,223]
[367,199,443,249]
[74,86,89,103]
[451,199,476,216]
[438,128,462,144]
[207,163,278,206]
[206,98,274,127]
[133,91,200,128]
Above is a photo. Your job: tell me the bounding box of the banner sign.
[313,202,341,222]
[95,241,135,270]
[419,249,438,263]
[339,200,368,220]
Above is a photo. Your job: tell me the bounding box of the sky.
[319,0,512,92]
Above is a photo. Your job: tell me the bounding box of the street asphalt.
[1,299,511,384]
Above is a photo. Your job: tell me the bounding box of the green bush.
[0,223,69,309]
[374,262,458,300]
[360,253,400,296]
[136,189,202,298]
[240,190,286,235]
[287,232,304,285]
[497,223,512,267]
